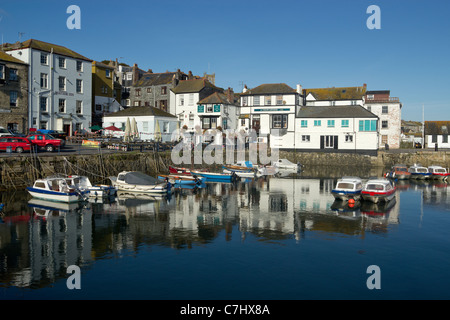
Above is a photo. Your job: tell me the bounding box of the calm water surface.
[1,169,450,300]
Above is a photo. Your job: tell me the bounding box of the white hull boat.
[110,171,170,194]
[27,177,86,203]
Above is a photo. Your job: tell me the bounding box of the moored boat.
[273,159,301,171]
[361,178,396,204]
[169,166,208,175]
[191,170,237,182]
[408,164,432,179]
[110,171,171,194]
[427,165,450,180]
[64,175,116,198]
[26,177,87,203]
[331,176,363,201]
[385,164,411,180]
[157,174,204,185]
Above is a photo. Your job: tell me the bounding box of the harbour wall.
[0,150,449,190]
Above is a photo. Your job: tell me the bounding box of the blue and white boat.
[408,164,432,179]
[27,177,87,203]
[191,170,237,182]
[331,177,363,201]
[64,175,116,198]
[157,174,204,185]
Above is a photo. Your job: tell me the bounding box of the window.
[9,69,18,81]
[10,91,18,107]
[0,65,4,79]
[76,101,82,114]
[351,100,357,105]
[254,96,260,106]
[242,96,248,106]
[161,86,167,95]
[223,119,228,129]
[41,53,48,65]
[301,120,308,128]
[59,99,66,113]
[203,117,210,129]
[143,121,149,132]
[241,119,246,126]
[59,77,66,91]
[189,113,194,121]
[382,120,389,129]
[76,61,83,72]
[276,95,283,105]
[302,135,310,142]
[381,135,388,144]
[76,79,83,93]
[314,120,321,127]
[189,94,194,105]
[96,104,102,111]
[75,123,82,132]
[327,120,335,128]
[432,135,437,143]
[179,95,184,106]
[341,120,349,128]
[41,73,48,88]
[147,88,152,93]
[359,120,377,132]
[40,97,48,112]
[207,105,213,113]
[382,106,389,114]
[265,96,271,106]
[330,101,336,106]
[134,101,140,107]
[443,135,448,143]
[367,94,374,100]
[59,57,66,68]
[272,114,288,129]
[160,100,167,111]
[40,121,47,130]
[105,69,111,78]
[345,134,353,142]
[136,89,141,97]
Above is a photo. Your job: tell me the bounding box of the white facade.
[103,114,178,142]
[425,135,450,149]
[171,91,201,130]
[305,93,364,107]
[7,47,92,134]
[238,84,301,150]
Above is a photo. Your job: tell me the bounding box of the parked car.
[415,142,422,149]
[0,127,13,137]
[8,129,27,137]
[26,134,64,152]
[0,137,32,153]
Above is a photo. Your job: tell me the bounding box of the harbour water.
[1,169,449,301]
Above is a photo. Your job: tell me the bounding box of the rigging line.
[63,157,109,179]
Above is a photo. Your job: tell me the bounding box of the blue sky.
[1,0,449,121]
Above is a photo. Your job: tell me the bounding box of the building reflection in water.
[0,173,415,289]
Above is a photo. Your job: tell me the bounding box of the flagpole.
[422,104,425,149]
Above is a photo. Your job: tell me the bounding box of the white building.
[295,105,379,155]
[103,106,178,142]
[424,121,450,149]
[170,78,224,132]
[4,39,92,135]
[238,83,302,149]
[363,90,402,149]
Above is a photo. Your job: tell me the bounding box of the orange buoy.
[348,199,355,204]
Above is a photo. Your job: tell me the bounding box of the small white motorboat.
[331,177,363,201]
[27,177,87,203]
[110,171,170,194]
[64,175,116,198]
[408,164,432,179]
[361,178,396,204]
[427,165,449,180]
[273,159,301,171]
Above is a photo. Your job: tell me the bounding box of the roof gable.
[3,39,92,62]
[198,92,235,105]
[104,106,176,118]
[242,83,296,95]
[303,86,366,101]
[297,105,378,119]
[171,79,222,94]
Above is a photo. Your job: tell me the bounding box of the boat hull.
[27,187,83,203]
[192,171,235,182]
[361,190,396,203]
[331,190,362,201]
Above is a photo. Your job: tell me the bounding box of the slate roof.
[241,83,297,95]
[0,51,27,64]
[303,86,366,101]
[297,105,378,118]
[3,39,92,62]
[198,92,236,105]
[93,61,115,69]
[104,106,176,118]
[171,78,222,94]
[424,121,450,135]
[135,72,178,87]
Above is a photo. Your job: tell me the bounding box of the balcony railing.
[366,97,400,103]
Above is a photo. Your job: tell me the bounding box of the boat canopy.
[120,172,161,185]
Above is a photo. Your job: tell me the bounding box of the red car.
[26,134,64,152]
[0,137,32,153]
